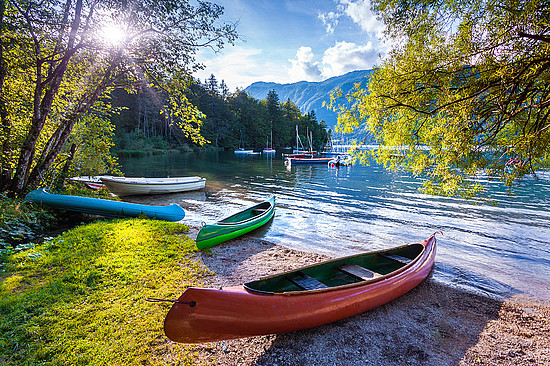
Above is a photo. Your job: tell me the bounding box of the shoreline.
[179,231,550,365]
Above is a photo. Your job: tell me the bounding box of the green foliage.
[115,131,171,152]
[330,0,550,198]
[0,219,208,365]
[185,79,328,150]
[1,0,238,194]
[0,194,61,246]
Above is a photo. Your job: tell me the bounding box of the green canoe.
[196,196,275,249]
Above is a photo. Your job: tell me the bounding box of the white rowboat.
[100,176,206,196]
[69,175,112,189]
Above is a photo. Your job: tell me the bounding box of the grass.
[0,218,211,365]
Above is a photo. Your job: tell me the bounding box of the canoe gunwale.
[243,241,426,295]
[216,202,273,226]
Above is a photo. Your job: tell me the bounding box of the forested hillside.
[111,75,329,151]
[245,70,373,128]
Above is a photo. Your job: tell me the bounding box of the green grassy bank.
[0,219,210,365]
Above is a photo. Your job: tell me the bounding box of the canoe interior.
[244,243,424,294]
[218,201,272,225]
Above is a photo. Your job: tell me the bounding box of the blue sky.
[195,0,387,90]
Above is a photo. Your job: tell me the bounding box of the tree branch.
[517,31,550,44]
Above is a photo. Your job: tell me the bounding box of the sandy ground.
[174,231,550,366]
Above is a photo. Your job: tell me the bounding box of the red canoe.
[163,234,437,343]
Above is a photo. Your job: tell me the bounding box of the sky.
[194,0,388,91]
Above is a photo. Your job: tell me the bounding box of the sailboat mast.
[295,125,299,151]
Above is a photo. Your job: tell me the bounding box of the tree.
[206,74,219,96]
[330,0,550,198]
[219,80,229,100]
[263,90,282,146]
[0,0,237,194]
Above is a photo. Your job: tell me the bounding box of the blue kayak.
[25,188,185,222]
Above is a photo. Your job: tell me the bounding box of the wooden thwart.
[379,253,413,265]
[337,264,381,281]
[286,272,328,290]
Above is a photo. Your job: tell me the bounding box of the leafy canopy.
[1,0,237,193]
[330,0,550,198]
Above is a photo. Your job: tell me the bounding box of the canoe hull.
[164,235,436,343]
[195,196,275,249]
[100,176,206,196]
[25,189,185,221]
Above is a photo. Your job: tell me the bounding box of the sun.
[100,23,127,46]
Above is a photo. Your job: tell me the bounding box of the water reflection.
[118,151,550,301]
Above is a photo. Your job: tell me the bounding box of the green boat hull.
[196,196,275,249]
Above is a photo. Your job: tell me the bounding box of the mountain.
[244,69,373,129]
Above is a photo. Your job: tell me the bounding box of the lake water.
[118,151,550,301]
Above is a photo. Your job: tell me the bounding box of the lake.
[118,151,550,301]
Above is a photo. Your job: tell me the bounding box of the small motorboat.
[163,233,438,343]
[281,152,315,158]
[285,157,333,165]
[234,148,255,154]
[25,188,185,221]
[328,155,353,167]
[100,176,206,196]
[195,196,275,249]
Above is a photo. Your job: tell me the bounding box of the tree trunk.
[26,65,117,190]
[0,0,11,189]
[10,0,83,194]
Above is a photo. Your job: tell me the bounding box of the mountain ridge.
[244,69,373,128]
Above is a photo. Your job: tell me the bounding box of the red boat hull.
[164,235,436,343]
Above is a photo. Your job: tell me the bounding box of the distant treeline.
[111,74,329,151]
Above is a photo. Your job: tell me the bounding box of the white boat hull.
[234,149,254,154]
[100,176,206,196]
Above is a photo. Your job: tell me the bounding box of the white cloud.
[288,46,323,82]
[195,46,290,90]
[321,41,378,77]
[339,0,385,38]
[317,8,343,35]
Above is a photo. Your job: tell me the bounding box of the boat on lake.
[285,157,333,165]
[283,125,317,158]
[328,155,353,167]
[234,148,255,154]
[235,129,256,155]
[195,196,275,249]
[163,233,437,343]
[25,188,185,221]
[100,176,206,196]
[281,152,317,158]
[263,130,276,154]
